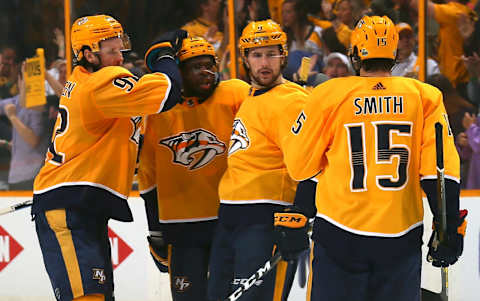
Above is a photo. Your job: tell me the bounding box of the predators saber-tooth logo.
[160,129,226,170]
[228,119,249,156]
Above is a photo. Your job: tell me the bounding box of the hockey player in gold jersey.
[32,15,187,301]
[281,15,468,301]
[137,36,249,301]
[207,20,311,301]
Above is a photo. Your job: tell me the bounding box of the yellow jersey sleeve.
[90,66,172,118]
[419,83,460,181]
[137,116,157,193]
[284,81,336,181]
[277,90,309,154]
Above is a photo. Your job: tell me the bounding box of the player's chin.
[257,77,277,88]
[196,83,216,98]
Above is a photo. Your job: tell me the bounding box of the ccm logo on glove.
[274,213,308,228]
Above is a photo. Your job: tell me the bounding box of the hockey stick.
[435,122,449,301]
[297,249,308,288]
[224,252,282,301]
[0,199,33,216]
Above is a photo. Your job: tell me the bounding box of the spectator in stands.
[411,0,475,97]
[460,4,480,105]
[0,45,18,190]
[0,66,49,190]
[323,52,353,78]
[459,111,480,189]
[330,0,366,48]
[182,0,223,51]
[268,0,284,24]
[0,45,18,98]
[369,0,398,22]
[427,73,476,137]
[393,0,416,25]
[427,73,476,187]
[392,22,440,78]
[45,59,67,97]
[334,0,357,29]
[282,0,324,82]
[321,26,348,55]
[283,0,323,54]
[247,0,271,21]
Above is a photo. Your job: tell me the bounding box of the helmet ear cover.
[349,46,362,74]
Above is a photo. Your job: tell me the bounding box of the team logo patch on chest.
[228,119,250,155]
[160,129,226,170]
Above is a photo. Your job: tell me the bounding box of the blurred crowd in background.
[0,0,480,190]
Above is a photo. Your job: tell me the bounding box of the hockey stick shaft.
[224,252,282,301]
[0,200,33,216]
[435,122,448,301]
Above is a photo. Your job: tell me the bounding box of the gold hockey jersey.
[138,79,250,222]
[219,81,309,206]
[284,76,460,236]
[34,65,173,200]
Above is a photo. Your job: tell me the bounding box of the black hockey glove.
[427,209,468,267]
[274,206,309,261]
[144,29,188,72]
[147,232,169,273]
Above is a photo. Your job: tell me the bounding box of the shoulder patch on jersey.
[228,119,250,155]
[160,129,226,170]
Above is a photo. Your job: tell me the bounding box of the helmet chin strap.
[349,49,361,76]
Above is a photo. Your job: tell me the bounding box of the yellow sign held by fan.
[24,48,46,108]
[298,56,311,83]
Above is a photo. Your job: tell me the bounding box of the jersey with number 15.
[33,65,174,217]
[284,76,460,236]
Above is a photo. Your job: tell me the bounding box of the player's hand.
[274,206,309,261]
[427,209,468,267]
[147,233,169,273]
[144,29,188,72]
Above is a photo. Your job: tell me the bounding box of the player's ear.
[83,49,97,64]
[243,58,250,70]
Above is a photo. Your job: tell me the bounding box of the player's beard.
[250,68,281,88]
[87,53,103,72]
[185,71,218,99]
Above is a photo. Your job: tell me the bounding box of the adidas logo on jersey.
[373,82,386,90]
[160,129,226,170]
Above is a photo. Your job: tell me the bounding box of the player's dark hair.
[74,45,101,72]
[283,0,311,50]
[361,58,396,73]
